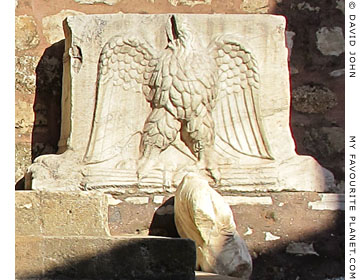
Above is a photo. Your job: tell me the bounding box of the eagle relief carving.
[83,15,273,188]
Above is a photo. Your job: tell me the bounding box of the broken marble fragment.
[174,173,252,279]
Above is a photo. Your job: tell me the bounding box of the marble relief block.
[25,14,335,192]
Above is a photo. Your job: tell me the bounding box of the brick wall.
[15,0,345,189]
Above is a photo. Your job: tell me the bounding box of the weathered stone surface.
[15,55,39,95]
[16,236,44,278]
[15,143,32,183]
[109,196,161,236]
[15,192,42,236]
[316,27,344,56]
[175,174,252,279]
[26,14,334,192]
[264,232,280,241]
[286,241,319,256]
[303,127,345,157]
[42,191,110,236]
[296,2,320,12]
[74,0,121,4]
[336,0,345,14]
[292,84,337,114]
[153,195,165,204]
[15,15,40,51]
[15,191,110,236]
[320,127,345,154]
[42,10,85,45]
[25,151,84,191]
[223,196,272,206]
[168,0,211,6]
[240,0,269,13]
[278,155,335,191]
[308,194,344,211]
[124,196,149,204]
[15,98,34,134]
[16,236,196,280]
[329,68,345,77]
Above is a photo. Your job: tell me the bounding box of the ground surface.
[110,192,345,280]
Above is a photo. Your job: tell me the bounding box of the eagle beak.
[166,15,175,44]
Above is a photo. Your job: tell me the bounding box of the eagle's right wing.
[209,34,273,160]
[84,36,159,164]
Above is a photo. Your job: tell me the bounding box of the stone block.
[15,191,42,236]
[15,191,110,236]
[16,236,196,280]
[15,236,44,278]
[40,191,110,236]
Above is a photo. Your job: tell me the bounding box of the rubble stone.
[15,55,39,95]
[15,15,40,51]
[15,143,32,183]
[303,127,345,159]
[74,0,121,5]
[168,0,211,6]
[240,0,269,13]
[316,27,344,56]
[292,84,337,114]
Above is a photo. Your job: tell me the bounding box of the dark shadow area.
[149,197,180,238]
[15,177,25,190]
[18,237,195,280]
[148,198,344,279]
[15,40,64,190]
[251,212,344,280]
[273,0,345,184]
[31,40,64,161]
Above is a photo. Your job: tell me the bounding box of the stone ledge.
[308,194,345,211]
[16,191,344,239]
[16,235,196,280]
[223,196,273,205]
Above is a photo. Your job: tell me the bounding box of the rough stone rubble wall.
[15,0,345,189]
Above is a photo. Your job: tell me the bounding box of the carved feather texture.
[85,23,272,165]
[210,35,272,159]
[84,36,159,163]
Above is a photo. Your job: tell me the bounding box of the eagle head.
[166,15,193,49]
